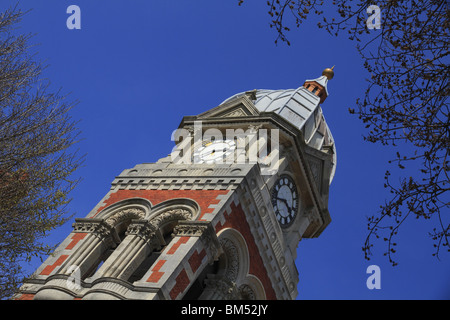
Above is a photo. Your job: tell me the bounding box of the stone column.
[131,220,222,300]
[59,218,117,277]
[92,220,163,281]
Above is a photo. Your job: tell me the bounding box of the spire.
[303,66,335,104]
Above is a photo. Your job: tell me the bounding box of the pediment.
[198,93,260,119]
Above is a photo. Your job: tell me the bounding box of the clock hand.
[276,196,288,204]
[276,197,292,212]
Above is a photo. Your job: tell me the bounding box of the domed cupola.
[219,67,337,182]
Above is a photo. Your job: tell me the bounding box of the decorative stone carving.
[73,219,113,239]
[219,238,239,282]
[173,221,209,237]
[203,277,239,300]
[105,208,146,228]
[173,221,222,262]
[239,284,255,300]
[221,108,247,118]
[247,124,263,132]
[149,208,192,229]
[126,220,159,246]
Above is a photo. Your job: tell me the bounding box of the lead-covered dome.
[221,77,337,182]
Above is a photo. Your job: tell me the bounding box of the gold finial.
[322,66,335,80]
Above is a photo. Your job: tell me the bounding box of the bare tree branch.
[0,5,82,299]
[239,0,450,265]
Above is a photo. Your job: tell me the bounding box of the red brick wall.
[94,189,229,220]
[145,260,166,283]
[40,255,69,276]
[167,237,189,254]
[188,249,206,274]
[169,269,190,300]
[65,232,87,250]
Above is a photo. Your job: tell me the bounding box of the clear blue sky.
[3,0,449,299]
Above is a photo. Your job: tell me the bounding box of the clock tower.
[17,68,336,300]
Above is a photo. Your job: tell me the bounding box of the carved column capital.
[73,218,115,242]
[126,219,162,249]
[172,221,210,237]
[173,221,222,262]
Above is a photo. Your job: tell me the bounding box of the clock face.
[271,175,299,227]
[193,139,236,164]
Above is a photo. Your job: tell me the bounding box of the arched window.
[189,228,266,300]
[128,203,197,283]
[75,199,150,281]
[87,199,198,283]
